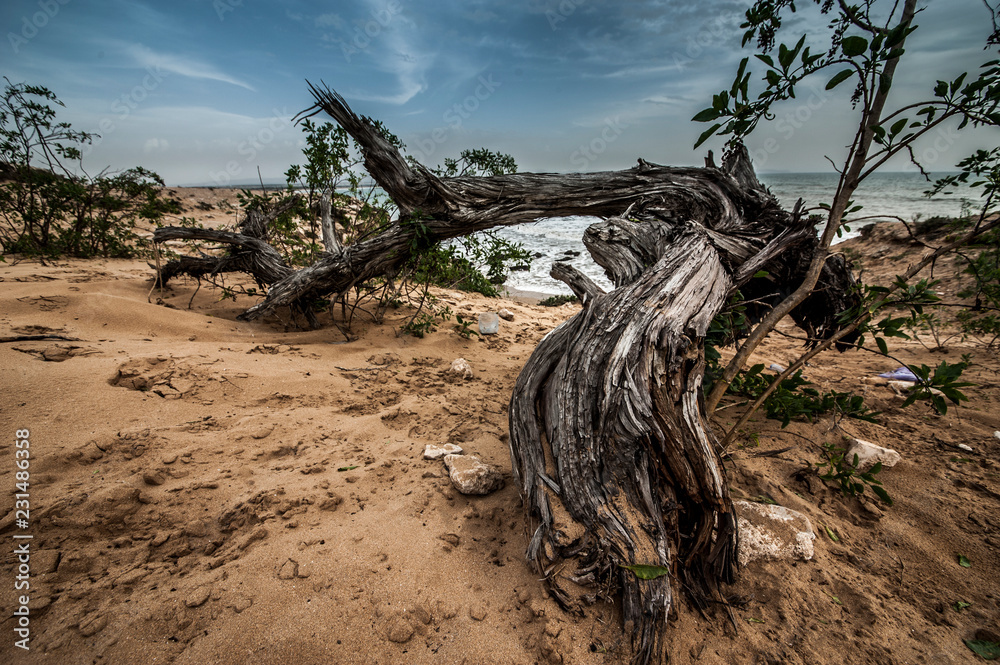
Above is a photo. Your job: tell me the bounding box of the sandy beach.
[1,189,999,665]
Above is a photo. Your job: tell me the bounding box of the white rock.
[994,431,1000,442]
[423,443,463,460]
[449,358,473,380]
[478,312,500,335]
[734,500,816,566]
[443,454,504,495]
[498,309,515,321]
[845,438,901,472]
[957,443,973,452]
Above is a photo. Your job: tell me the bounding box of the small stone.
[957,443,974,452]
[498,309,515,321]
[449,358,474,380]
[277,559,299,580]
[734,500,816,566]
[142,469,165,486]
[469,603,488,621]
[185,587,211,608]
[845,438,901,472]
[161,453,178,464]
[478,312,500,335]
[386,618,414,643]
[319,494,343,511]
[424,443,463,460]
[251,425,274,440]
[439,533,461,546]
[994,431,1000,442]
[231,594,253,613]
[409,603,432,625]
[184,520,208,538]
[443,454,505,495]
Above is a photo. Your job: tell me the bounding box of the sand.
[1,193,999,665]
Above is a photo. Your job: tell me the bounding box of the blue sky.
[2,0,998,185]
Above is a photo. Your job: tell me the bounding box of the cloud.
[121,43,256,91]
[142,137,169,153]
[315,12,345,29]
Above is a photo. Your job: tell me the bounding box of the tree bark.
[153,195,301,290]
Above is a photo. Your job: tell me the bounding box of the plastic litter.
[768,363,786,373]
[478,312,500,335]
[878,366,918,382]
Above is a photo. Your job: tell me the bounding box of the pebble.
[449,358,474,380]
[443,454,505,495]
[424,443,463,460]
[498,309,515,321]
[734,500,816,566]
[185,587,211,608]
[957,443,974,452]
[277,559,299,580]
[846,438,901,472]
[386,618,414,643]
[142,469,165,486]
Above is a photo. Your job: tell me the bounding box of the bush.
[0,79,178,259]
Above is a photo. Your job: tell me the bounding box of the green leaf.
[953,601,972,611]
[958,554,972,568]
[964,639,1000,660]
[871,485,893,506]
[692,108,721,122]
[337,465,358,472]
[826,69,854,90]
[890,118,908,137]
[823,525,839,542]
[876,337,888,356]
[752,270,770,278]
[694,123,722,149]
[621,564,671,580]
[841,36,869,57]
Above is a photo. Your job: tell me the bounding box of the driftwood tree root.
[146,84,860,664]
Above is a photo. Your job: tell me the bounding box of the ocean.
[494,171,980,296]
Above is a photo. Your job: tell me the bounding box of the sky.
[2,0,998,186]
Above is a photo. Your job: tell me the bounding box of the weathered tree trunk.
[153,195,300,290]
[151,84,858,664]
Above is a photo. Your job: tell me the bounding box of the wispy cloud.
[121,43,256,91]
